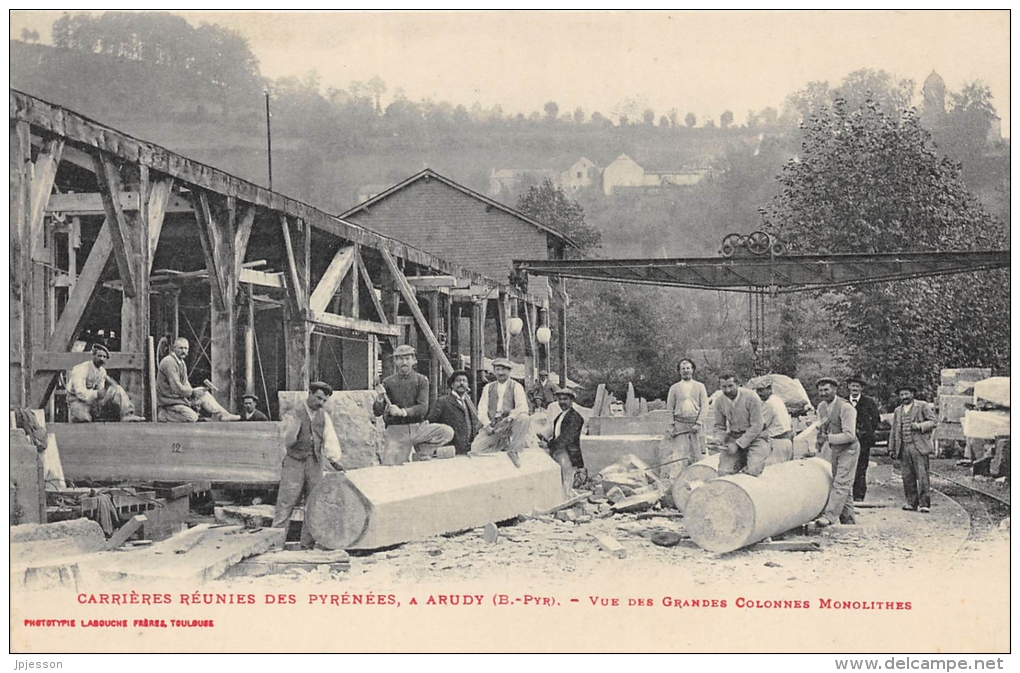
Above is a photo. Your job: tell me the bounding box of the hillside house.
[488,168,558,197]
[559,157,599,192]
[602,154,714,195]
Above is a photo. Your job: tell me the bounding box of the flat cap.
[91,343,110,356]
[539,369,549,376]
[846,375,867,386]
[241,392,259,402]
[749,375,773,390]
[553,386,577,398]
[816,377,839,389]
[393,345,416,357]
[309,381,333,396]
[492,357,513,370]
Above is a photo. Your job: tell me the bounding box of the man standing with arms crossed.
[373,345,454,465]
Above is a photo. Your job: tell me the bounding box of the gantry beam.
[514,251,1010,293]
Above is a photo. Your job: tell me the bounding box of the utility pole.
[264,88,273,191]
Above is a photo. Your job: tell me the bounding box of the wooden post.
[280,216,310,392]
[428,291,441,402]
[449,303,461,371]
[119,165,151,410]
[10,122,31,406]
[195,193,238,410]
[495,293,509,358]
[470,300,483,401]
[339,246,370,389]
[538,307,549,374]
[245,284,256,395]
[557,282,568,391]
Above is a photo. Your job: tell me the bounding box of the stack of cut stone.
[962,376,1010,477]
[936,368,991,457]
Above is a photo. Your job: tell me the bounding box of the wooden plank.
[381,249,455,376]
[233,203,256,280]
[103,514,148,551]
[32,351,144,371]
[280,214,306,309]
[28,137,64,261]
[193,192,227,307]
[428,292,442,403]
[46,191,193,215]
[309,246,355,314]
[240,268,285,288]
[748,540,823,552]
[405,275,457,288]
[50,422,287,484]
[306,449,563,550]
[10,122,32,406]
[311,310,401,337]
[91,153,136,297]
[89,524,285,583]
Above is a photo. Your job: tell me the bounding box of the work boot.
[121,414,147,422]
[215,412,242,422]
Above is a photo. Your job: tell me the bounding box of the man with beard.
[889,384,937,513]
[67,343,145,422]
[847,376,882,502]
[662,358,709,481]
[427,370,481,455]
[470,358,531,467]
[713,373,769,477]
[812,377,859,528]
[539,386,586,497]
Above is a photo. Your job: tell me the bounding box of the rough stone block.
[962,410,1010,440]
[939,395,971,423]
[580,434,663,476]
[974,377,1010,410]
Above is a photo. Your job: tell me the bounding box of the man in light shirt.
[750,375,794,466]
[713,372,769,477]
[155,337,240,422]
[811,377,859,528]
[470,358,531,466]
[66,343,144,422]
[539,386,586,497]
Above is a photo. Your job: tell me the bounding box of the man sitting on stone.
[539,386,586,497]
[427,370,481,455]
[749,375,794,466]
[66,343,145,423]
[155,337,240,422]
[470,358,531,466]
[373,345,454,464]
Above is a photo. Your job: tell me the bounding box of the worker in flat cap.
[713,372,770,477]
[889,383,937,514]
[749,375,794,467]
[810,376,859,528]
[470,357,531,466]
[273,380,344,549]
[662,358,710,482]
[846,375,881,502]
[530,369,558,411]
[240,393,269,422]
[66,343,145,423]
[539,386,586,497]
[373,345,454,465]
[155,337,240,422]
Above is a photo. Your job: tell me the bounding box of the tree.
[543,100,559,121]
[20,28,40,43]
[720,110,734,128]
[761,98,1009,397]
[572,106,585,123]
[703,119,716,129]
[931,81,999,178]
[516,180,602,257]
[589,111,610,127]
[667,108,679,128]
[684,112,697,128]
[659,115,670,128]
[367,75,387,114]
[642,108,655,125]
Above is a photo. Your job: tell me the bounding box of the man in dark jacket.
[889,384,938,513]
[847,376,882,501]
[427,370,480,455]
[240,393,270,422]
[540,386,586,497]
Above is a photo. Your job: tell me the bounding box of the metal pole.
[264,89,273,191]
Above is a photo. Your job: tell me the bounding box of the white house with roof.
[559,157,599,192]
[602,154,714,195]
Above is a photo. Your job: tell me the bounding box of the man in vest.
[847,376,882,502]
[427,370,481,455]
[539,386,586,497]
[889,384,937,513]
[155,337,240,422]
[373,345,454,465]
[750,375,794,466]
[66,343,145,422]
[713,373,770,477]
[470,357,531,466]
[272,380,344,549]
[812,377,860,528]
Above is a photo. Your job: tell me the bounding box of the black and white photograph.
[8,10,1011,659]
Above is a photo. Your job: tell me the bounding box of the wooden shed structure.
[9,90,552,421]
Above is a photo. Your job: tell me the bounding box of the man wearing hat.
[847,376,882,501]
[539,386,586,497]
[713,373,770,477]
[750,375,794,466]
[530,370,558,410]
[811,377,859,527]
[66,343,145,423]
[156,337,240,422]
[470,357,531,464]
[372,345,454,465]
[240,393,269,422]
[273,380,344,549]
[428,370,481,455]
[889,384,937,513]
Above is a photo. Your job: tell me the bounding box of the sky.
[10,10,1012,136]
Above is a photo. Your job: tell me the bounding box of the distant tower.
[921,70,946,126]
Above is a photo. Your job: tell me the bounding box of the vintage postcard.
[8,10,1010,656]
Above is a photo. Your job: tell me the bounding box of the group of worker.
[665,358,937,528]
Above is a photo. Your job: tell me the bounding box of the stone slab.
[580,434,664,477]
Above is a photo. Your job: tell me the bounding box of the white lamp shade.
[536,326,552,344]
[508,317,524,335]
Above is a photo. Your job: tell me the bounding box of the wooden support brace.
[92,154,137,297]
[193,192,227,308]
[381,249,454,377]
[280,215,306,309]
[355,249,389,327]
[103,514,148,551]
[28,137,64,261]
[146,177,174,270]
[309,246,356,314]
[233,204,256,280]
[47,220,112,352]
